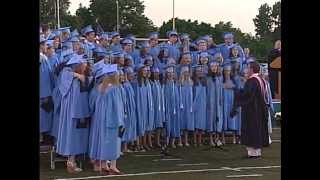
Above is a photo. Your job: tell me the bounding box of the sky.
[68,0,280,34]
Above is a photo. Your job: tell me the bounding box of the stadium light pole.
[172,0,175,30]
[57,0,60,28]
[116,0,119,32]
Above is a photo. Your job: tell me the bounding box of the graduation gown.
[215,75,224,133]
[123,81,138,141]
[166,42,181,62]
[234,77,269,148]
[151,80,165,129]
[133,81,148,136]
[145,79,155,131]
[193,83,207,130]
[233,74,242,135]
[40,54,54,133]
[55,67,90,156]
[164,80,181,138]
[88,85,124,160]
[206,76,220,132]
[179,82,194,131]
[223,79,236,131]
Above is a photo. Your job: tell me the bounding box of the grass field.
[40,127,281,180]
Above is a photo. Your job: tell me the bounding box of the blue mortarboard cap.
[113,51,124,58]
[140,41,150,49]
[124,54,133,61]
[151,66,160,73]
[100,32,110,40]
[66,54,88,65]
[47,30,60,40]
[62,41,73,49]
[180,65,190,73]
[148,32,159,39]
[46,40,54,48]
[40,36,47,43]
[223,62,232,70]
[180,33,190,41]
[223,32,234,38]
[71,29,79,37]
[92,60,106,76]
[58,27,71,34]
[209,60,219,66]
[167,30,178,37]
[135,63,146,71]
[69,36,80,42]
[199,51,209,58]
[111,31,120,38]
[196,37,207,45]
[121,38,133,45]
[124,66,135,74]
[125,34,136,41]
[202,35,212,41]
[164,64,176,73]
[83,25,95,34]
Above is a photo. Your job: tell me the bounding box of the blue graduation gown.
[179,82,194,131]
[83,41,96,58]
[223,79,236,131]
[166,42,181,62]
[55,67,90,156]
[215,75,224,133]
[164,80,181,138]
[119,84,129,142]
[233,74,242,135]
[88,85,124,160]
[151,80,165,128]
[110,43,122,52]
[206,76,221,132]
[149,46,160,61]
[145,79,154,131]
[193,83,207,130]
[40,54,54,133]
[123,81,138,141]
[133,81,148,136]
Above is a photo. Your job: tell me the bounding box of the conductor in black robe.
[231,61,269,158]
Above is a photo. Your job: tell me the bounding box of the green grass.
[40,128,281,180]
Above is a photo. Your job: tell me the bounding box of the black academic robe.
[234,77,269,149]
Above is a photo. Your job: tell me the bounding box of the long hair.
[179,71,193,86]
[99,73,119,92]
[192,71,207,86]
[137,68,146,86]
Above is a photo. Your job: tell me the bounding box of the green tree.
[40,0,72,28]
[253,3,273,38]
[86,0,156,36]
[271,1,281,41]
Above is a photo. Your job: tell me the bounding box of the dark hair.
[249,61,260,73]
[137,68,146,86]
[192,71,207,86]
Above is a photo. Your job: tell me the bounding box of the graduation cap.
[92,60,106,76]
[121,38,133,45]
[223,32,234,39]
[135,63,147,72]
[47,30,60,40]
[166,30,178,38]
[71,29,80,37]
[99,32,110,40]
[69,36,80,42]
[209,60,219,66]
[196,37,207,45]
[125,34,136,41]
[139,41,150,49]
[151,66,160,73]
[124,66,134,73]
[46,40,54,48]
[223,62,232,71]
[58,27,71,34]
[148,32,159,39]
[202,35,212,41]
[40,36,47,44]
[180,65,190,73]
[166,57,176,65]
[110,31,120,39]
[94,47,107,57]
[83,25,95,35]
[113,51,124,58]
[180,33,190,41]
[62,41,73,49]
[164,64,176,73]
[66,54,88,65]
[199,51,209,58]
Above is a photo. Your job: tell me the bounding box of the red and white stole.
[249,73,268,104]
